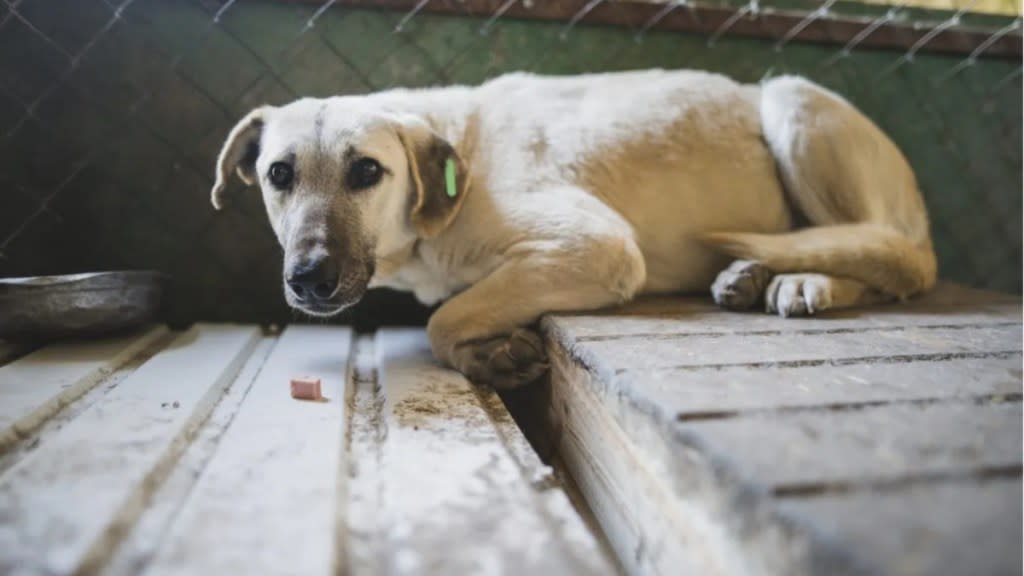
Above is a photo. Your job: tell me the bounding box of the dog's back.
[471,70,935,304]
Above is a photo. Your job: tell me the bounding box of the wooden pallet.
[0,326,616,576]
[534,283,1023,576]
[2,283,1019,575]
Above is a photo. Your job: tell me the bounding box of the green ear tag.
[444,157,457,199]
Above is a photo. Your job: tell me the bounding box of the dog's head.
[211,98,468,316]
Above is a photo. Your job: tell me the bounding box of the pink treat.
[290,376,322,401]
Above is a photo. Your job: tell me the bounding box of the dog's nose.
[287,257,338,302]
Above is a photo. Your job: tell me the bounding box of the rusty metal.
[278,0,1022,59]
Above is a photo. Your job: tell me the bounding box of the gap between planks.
[575,321,1023,343]
[346,329,617,576]
[343,333,383,575]
[675,391,1023,422]
[615,349,1022,374]
[770,463,1023,499]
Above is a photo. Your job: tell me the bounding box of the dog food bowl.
[0,271,164,339]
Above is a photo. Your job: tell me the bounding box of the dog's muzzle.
[285,256,371,316]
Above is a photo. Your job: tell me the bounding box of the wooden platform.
[0,283,1019,575]
[535,283,1023,576]
[0,327,616,576]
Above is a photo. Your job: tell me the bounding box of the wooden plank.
[539,288,1023,574]
[551,284,1021,341]
[0,324,260,576]
[145,326,352,576]
[569,324,1021,374]
[634,355,1022,418]
[544,336,815,576]
[554,305,1020,342]
[353,329,615,575]
[557,310,1022,342]
[678,401,1022,488]
[475,384,619,566]
[777,478,1023,576]
[0,326,168,451]
[103,336,279,576]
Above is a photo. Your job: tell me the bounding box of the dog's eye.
[268,162,294,189]
[347,158,382,190]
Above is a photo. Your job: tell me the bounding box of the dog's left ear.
[396,120,469,238]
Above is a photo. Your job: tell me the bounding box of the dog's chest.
[378,248,491,306]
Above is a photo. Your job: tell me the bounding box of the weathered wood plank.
[0,326,167,451]
[568,324,1021,374]
[777,478,1023,576]
[0,325,260,576]
[557,308,1022,341]
[540,287,1023,575]
[636,355,1022,418]
[146,326,351,576]
[475,382,617,565]
[103,336,279,576]
[546,345,768,576]
[353,329,615,575]
[678,401,1022,488]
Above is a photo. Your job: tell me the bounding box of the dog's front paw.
[452,328,549,390]
[711,260,774,310]
[765,274,833,317]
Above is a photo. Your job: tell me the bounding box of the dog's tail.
[701,223,937,298]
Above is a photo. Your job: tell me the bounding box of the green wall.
[0,0,1019,327]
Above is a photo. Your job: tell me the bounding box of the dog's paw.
[765,274,833,317]
[452,328,549,390]
[711,260,774,310]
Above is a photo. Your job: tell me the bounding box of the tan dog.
[212,70,936,388]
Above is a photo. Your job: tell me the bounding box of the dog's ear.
[396,120,469,238]
[211,106,272,210]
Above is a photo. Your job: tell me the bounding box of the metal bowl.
[0,271,164,339]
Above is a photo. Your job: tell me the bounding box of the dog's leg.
[704,77,936,314]
[764,273,890,317]
[427,235,646,389]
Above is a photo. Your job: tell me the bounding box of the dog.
[211,70,936,389]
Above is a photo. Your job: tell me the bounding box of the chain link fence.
[0,0,1020,327]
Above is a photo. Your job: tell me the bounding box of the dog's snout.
[287,257,339,302]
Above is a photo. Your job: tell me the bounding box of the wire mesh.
[0,0,1019,327]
